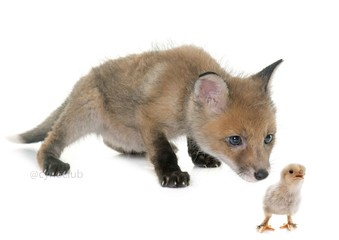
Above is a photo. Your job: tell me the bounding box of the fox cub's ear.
[254,59,283,92]
[194,73,228,115]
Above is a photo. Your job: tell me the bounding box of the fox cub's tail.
[10,99,68,143]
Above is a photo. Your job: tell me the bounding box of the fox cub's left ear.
[253,59,283,92]
[194,73,228,115]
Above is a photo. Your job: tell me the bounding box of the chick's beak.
[295,171,305,179]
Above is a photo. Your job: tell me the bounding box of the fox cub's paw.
[192,154,221,168]
[43,157,70,176]
[160,170,190,188]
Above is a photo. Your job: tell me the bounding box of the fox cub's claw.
[187,138,221,168]
[161,171,190,188]
[43,157,70,176]
[193,154,221,168]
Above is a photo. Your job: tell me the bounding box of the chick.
[257,163,305,233]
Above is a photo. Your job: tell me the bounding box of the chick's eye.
[227,136,242,146]
[264,134,273,144]
[289,170,294,174]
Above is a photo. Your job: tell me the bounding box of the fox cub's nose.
[254,169,269,180]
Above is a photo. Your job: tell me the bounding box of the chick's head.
[281,163,306,185]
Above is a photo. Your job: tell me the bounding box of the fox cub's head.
[189,60,283,182]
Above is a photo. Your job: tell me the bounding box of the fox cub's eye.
[227,136,242,146]
[264,134,273,144]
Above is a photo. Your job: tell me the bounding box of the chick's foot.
[257,224,275,233]
[280,222,297,231]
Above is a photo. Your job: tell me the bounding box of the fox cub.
[15,45,282,188]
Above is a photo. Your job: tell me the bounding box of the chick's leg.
[257,215,275,233]
[280,215,297,231]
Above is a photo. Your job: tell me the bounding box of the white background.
[1,0,338,239]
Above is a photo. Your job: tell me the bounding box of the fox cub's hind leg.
[37,119,73,176]
[37,94,100,176]
[187,137,221,168]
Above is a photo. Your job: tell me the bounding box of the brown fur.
[15,45,282,187]
[196,76,277,180]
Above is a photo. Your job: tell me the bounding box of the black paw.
[193,154,221,168]
[160,171,190,188]
[43,157,70,176]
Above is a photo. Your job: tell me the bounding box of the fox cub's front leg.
[147,132,190,188]
[187,137,221,168]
